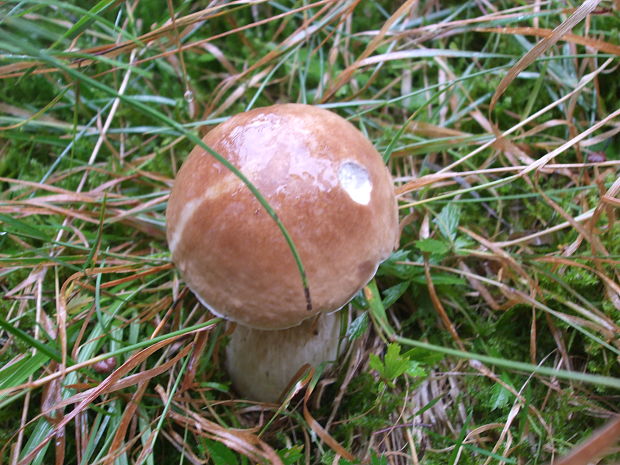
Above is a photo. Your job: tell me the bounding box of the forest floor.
[0,1,619,464]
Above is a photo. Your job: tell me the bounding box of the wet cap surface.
[166,104,399,330]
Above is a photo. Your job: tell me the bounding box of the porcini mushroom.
[166,104,399,402]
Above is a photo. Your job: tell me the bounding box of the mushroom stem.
[225,312,342,402]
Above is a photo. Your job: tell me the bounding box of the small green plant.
[369,343,427,389]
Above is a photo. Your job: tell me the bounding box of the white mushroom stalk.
[166,104,399,402]
[226,312,342,402]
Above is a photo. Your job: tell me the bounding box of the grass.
[1,0,619,464]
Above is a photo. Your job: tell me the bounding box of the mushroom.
[166,104,399,402]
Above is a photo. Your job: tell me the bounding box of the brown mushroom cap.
[166,104,399,330]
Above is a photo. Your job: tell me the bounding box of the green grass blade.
[0,315,63,363]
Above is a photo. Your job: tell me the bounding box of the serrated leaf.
[454,236,473,251]
[415,238,450,255]
[489,384,512,411]
[385,249,411,262]
[382,281,410,308]
[434,203,460,242]
[204,439,238,465]
[368,353,384,373]
[383,343,412,380]
[376,249,410,278]
[489,375,514,411]
[372,344,430,386]
[405,361,427,378]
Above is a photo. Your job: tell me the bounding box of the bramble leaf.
[370,343,427,387]
[435,203,460,242]
[415,238,450,255]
